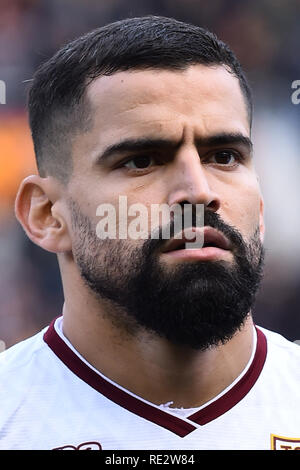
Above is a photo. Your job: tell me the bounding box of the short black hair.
[28,15,253,183]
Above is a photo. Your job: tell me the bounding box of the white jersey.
[0,316,299,450]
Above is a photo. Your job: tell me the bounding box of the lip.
[160,227,232,261]
[161,226,232,252]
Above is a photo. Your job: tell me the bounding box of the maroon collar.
[44,319,267,437]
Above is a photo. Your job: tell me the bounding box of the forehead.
[85,65,250,144]
[70,65,251,179]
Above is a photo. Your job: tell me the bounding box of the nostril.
[207,200,220,212]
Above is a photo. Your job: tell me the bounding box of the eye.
[208,150,241,166]
[123,155,156,170]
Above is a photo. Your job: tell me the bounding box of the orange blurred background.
[0,112,36,215]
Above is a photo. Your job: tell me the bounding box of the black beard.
[70,201,265,350]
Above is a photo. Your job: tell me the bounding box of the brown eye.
[211,150,238,165]
[124,155,155,169]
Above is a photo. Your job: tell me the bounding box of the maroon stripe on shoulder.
[43,318,196,438]
[188,327,267,425]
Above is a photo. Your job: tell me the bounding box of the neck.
[61,294,255,409]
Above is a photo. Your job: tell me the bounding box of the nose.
[166,145,221,212]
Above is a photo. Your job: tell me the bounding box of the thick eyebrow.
[200,133,253,153]
[94,132,253,165]
[95,138,180,164]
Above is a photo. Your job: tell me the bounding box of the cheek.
[114,184,166,235]
[222,183,262,239]
[95,192,156,244]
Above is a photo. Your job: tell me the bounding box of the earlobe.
[15,175,72,253]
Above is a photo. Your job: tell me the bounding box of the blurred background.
[0,0,299,348]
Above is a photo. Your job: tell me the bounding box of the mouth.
[161,227,232,253]
[160,227,232,262]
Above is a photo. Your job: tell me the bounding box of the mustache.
[143,208,247,257]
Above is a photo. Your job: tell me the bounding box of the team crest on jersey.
[53,441,102,450]
[271,434,300,450]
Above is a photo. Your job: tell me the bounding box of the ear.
[259,196,265,244]
[15,175,72,253]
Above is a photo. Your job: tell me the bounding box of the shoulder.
[0,325,59,426]
[257,325,300,379]
[0,326,52,386]
[258,325,300,355]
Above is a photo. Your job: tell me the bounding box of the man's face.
[66,64,265,349]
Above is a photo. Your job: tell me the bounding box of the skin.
[15,64,265,408]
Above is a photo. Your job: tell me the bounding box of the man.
[1,16,299,450]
